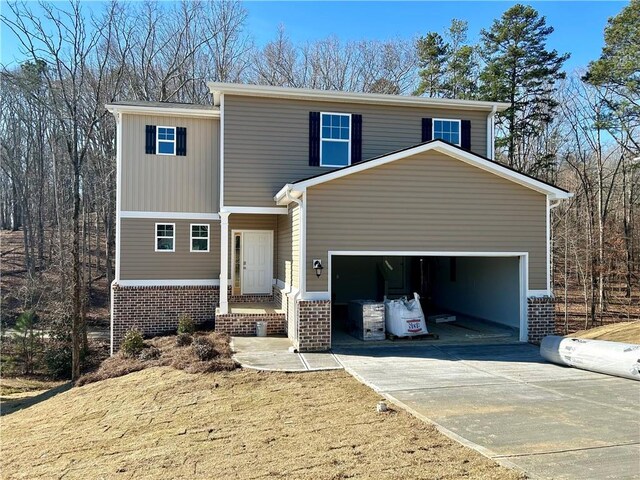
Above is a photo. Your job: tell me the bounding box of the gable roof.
[208,82,510,112]
[274,140,572,205]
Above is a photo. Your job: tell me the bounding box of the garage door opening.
[330,254,524,345]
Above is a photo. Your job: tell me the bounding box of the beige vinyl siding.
[120,218,220,280]
[276,204,300,288]
[228,214,278,274]
[121,114,219,212]
[223,95,488,207]
[305,151,547,291]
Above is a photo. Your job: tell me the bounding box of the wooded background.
[1,0,638,379]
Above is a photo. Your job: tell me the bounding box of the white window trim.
[320,112,351,168]
[156,125,176,156]
[190,223,210,253]
[432,118,462,146]
[155,222,175,252]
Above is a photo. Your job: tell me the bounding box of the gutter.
[486,105,497,160]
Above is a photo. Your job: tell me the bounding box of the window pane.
[322,126,331,139]
[340,127,349,140]
[450,132,459,145]
[434,120,442,132]
[331,115,340,127]
[341,115,349,128]
[158,141,175,154]
[192,238,208,251]
[321,140,349,166]
[192,225,208,238]
[322,115,331,127]
[157,238,174,250]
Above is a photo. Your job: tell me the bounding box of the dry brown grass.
[76,332,237,386]
[568,320,640,344]
[1,367,522,480]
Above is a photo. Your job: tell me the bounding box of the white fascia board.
[117,279,220,287]
[121,211,220,220]
[206,82,509,112]
[285,142,572,201]
[329,250,529,257]
[274,184,303,205]
[220,206,289,215]
[105,104,220,119]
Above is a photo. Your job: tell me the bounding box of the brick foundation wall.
[295,300,331,352]
[111,284,218,352]
[215,313,286,336]
[528,296,555,344]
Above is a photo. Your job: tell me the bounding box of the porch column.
[219,211,230,314]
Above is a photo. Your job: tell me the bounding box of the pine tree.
[479,4,569,171]
[443,20,479,99]
[584,0,639,154]
[414,32,447,97]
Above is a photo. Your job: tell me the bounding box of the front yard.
[1,366,521,479]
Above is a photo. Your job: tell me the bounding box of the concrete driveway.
[333,343,640,480]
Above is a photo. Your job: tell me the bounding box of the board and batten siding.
[305,151,548,292]
[223,95,489,207]
[120,218,220,280]
[228,214,278,274]
[121,114,219,213]
[276,204,300,289]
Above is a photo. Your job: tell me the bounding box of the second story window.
[320,113,351,167]
[157,126,176,155]
[433,119,461,146]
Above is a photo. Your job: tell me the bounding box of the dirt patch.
[568,321,640,344]
[1,367,522,479]
[77,332,238,386]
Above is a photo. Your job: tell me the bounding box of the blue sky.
[1,1,628,72]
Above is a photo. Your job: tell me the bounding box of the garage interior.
[331,255,522,345]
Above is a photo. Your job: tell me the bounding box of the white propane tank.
[540,336,640,381]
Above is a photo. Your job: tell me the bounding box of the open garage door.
[330,253,526,345]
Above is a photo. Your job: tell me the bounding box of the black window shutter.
[351,114,362,163]
[421,118,432,142]
[461,120,471,151]
[145,125,156,154]
[176,127,187,156]
[309,112,320,166]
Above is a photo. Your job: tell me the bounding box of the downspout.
[547,198,563,295]
[486,105,497,160]
[285,188,303,347]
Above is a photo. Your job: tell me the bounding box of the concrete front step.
[215,303,286,336]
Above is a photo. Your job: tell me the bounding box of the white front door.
[241,231,273,294]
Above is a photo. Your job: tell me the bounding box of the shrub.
[177,314,196,335]
[120,330,145,358]
[15,310,42,375]
[139,345,160,361]
[44,343,72,379]
[175,333,193,347]
[192,336,217,361]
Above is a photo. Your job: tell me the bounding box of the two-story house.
[106,83,571,354]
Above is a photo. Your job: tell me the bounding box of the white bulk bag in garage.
[384,293,428,337]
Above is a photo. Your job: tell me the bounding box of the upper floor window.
[320,113,351,167]
[155,223,175,252]
[190,224,209,252]
[433,119,461,146]
[157,126,176,155]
